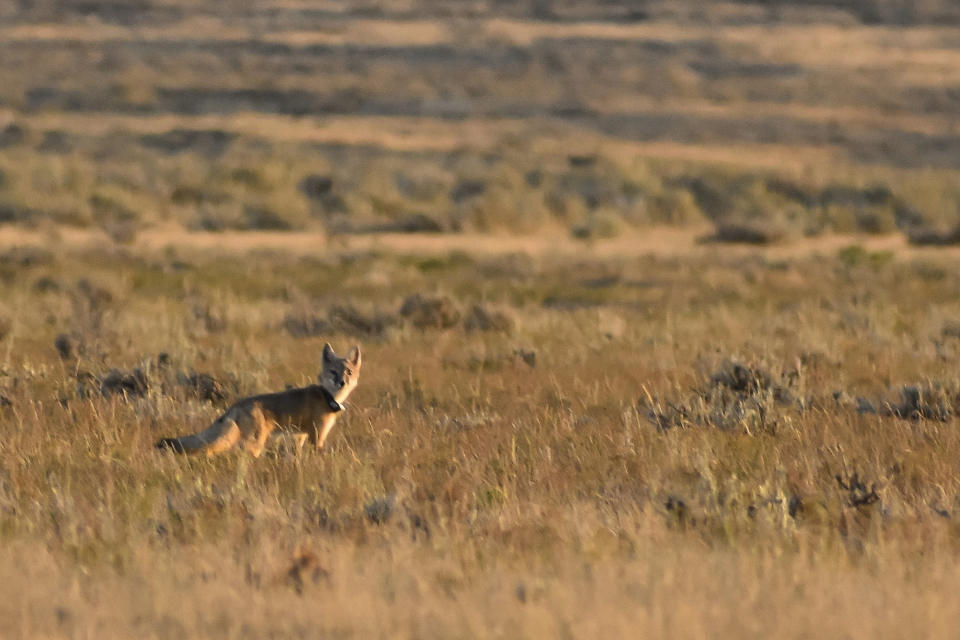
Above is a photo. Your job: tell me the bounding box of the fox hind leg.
[235,404,275,458]
[202,419,243,456]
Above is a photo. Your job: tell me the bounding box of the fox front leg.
[292,433,309,454]
[307,424,325,451]
[309,414,338,451]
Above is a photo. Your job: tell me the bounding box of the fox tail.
[155,416,240,455]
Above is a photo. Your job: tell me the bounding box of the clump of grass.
[837,244,895,269]
[907,224,960,246]
[284,302,399,339]
[399,293,462,329]
[645,357,801,433]
[863,382,960,421]
[706,219,790,245]
[463,304,515,333]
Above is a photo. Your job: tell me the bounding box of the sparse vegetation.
[1,241,960,638]
[2,0,960,637]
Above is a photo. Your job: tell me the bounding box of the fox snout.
[322,377,345,394]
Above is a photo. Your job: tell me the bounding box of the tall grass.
[1,243,959,637]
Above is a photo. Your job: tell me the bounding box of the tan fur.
[156,343,361,457]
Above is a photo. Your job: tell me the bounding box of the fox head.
[320,343,362,405]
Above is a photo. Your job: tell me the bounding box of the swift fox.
[156,343,361,457]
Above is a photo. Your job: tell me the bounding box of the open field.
[3,0,960,637]
[3,0,960,241]
[3,236,960,637]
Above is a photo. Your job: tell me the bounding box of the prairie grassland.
[3,0,960,637]
[1,240,960,638]
[3,0,960,240]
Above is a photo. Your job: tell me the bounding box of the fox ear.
[322,343,335,363]
[347,345,361,368]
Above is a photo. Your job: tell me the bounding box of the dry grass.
[2,1,960,636]
[2,240,960,638]
[3,0,960,238]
